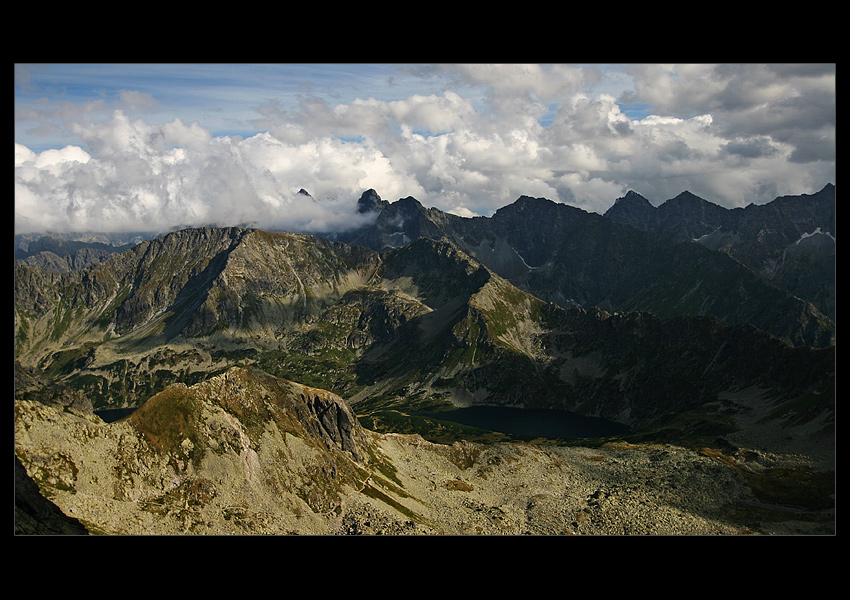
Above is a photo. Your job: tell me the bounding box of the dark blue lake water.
[95,408,137,423]
[414,406,629,440]
[94,405,628,440]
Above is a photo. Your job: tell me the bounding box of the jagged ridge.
[335,190,834,348]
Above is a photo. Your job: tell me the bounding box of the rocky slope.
[15,228,834,447]
[15,366,835,535]
[14,227,385,408]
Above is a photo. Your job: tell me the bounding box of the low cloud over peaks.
[15,64,835,235]
[14,114,398,235]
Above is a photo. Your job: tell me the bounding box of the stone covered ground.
[15,398,834,535]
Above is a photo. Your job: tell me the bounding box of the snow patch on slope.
[795,228,834,245]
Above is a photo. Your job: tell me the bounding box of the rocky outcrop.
[301,385,367,462]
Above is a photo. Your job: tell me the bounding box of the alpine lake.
[413,406,630,442]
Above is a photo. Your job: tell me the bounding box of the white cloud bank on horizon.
[14,63,835,236]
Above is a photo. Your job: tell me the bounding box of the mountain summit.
[356,189,389,214]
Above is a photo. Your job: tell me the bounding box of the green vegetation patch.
[359,443,404,488]
[128,386,204,467]
[41,343,98,378]
[255,347,361,397]
[762,383,835,430]
[617,408,739,448]
[701,446,835,531]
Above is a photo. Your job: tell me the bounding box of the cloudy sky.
[14,63,836,235]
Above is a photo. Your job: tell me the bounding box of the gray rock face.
[304,389,366,462]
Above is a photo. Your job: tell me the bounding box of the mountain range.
[603,184,836,322]
[14,184,836,535]
[334,186,835,344]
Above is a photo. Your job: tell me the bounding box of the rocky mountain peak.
[356,189,388,214]
[620,190,652,204]
[128,366,370,463]
[392,196,426,212]
[497,195,558,215]
[669,190,704,203]
[657,191,729,228]
[605,191,655,221]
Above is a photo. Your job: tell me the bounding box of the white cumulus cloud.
[14,64,835,235]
